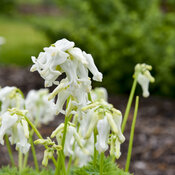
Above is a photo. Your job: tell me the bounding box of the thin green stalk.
[18,151,23,172]
[5,135,15,167]
[122,77,137,133]
[93,129,97,167]
[23,115,57,167]
[125,96,139,172]
[55,98,71,175]
[23,152,29,168]
[100,153,104,175]
[29,132,39,171]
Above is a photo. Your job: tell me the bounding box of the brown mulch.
[0,66,175,175]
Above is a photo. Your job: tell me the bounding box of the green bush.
[44,0,175,97]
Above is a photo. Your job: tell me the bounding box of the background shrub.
[43,0,175,97]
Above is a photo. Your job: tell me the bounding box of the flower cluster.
[81,99,125,158]
[25,89,55,126]
[0,108,30,154]
[31,38,102,114]
[0,86,24,114]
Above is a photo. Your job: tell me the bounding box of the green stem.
[23,115,57,167]
[100,153,104,175]
[5,135,15,167]
[93,129,97,167]
[23,152,29,168]
[18,151,23,172]
[55,98,71,175]
[125,96,139,172]
[122,77,137,133]
[29,131,39,171]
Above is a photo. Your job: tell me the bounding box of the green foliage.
[44,0,175,97]
[0,0,16,14]
[71,156,132,175]
[0,166,54,175]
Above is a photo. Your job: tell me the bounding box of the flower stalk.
[5,134,15,167]
[125,96,139,172]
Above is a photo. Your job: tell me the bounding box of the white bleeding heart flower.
[95,117,110,153]
[137,73,150,97]
[31,38,102,115]
[135,63,155,98]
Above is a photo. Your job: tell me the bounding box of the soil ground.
[0,66,174,175]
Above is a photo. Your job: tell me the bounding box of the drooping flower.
[0,108,30,154]
[81,99,125,158]
[135,63,155,98]
[25,89,55,125]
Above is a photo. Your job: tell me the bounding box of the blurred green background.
[0,0,175,97]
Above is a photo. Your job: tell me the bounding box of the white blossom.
[31,38,103,114]
[0,109,30,154]
[0,86,24,114]
[95,117,110,153]
[25,89,55,125]
[135,63,155,98]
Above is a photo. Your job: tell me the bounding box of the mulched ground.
[0,66,174,175]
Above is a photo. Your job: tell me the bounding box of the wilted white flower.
[25,89,55,125]
[135,63,155,98]
[0,86,24,114]
[0,109,30,154]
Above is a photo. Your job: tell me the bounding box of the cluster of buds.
[135,63,155,97]
[0,108,30,154]
[30,39,103,114]
[34,137,62,166]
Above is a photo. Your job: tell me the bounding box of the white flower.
[81,99,125,156]
[0,112,18,145]
[135,63,155,98]
[0,86,24,114]
[137,73,150,97]
[31,38,103,114]
[83,51,103,82]
[25,89,55,125]
[95,117,110,153]
[74,135,94,167]
[0,109,30,154]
